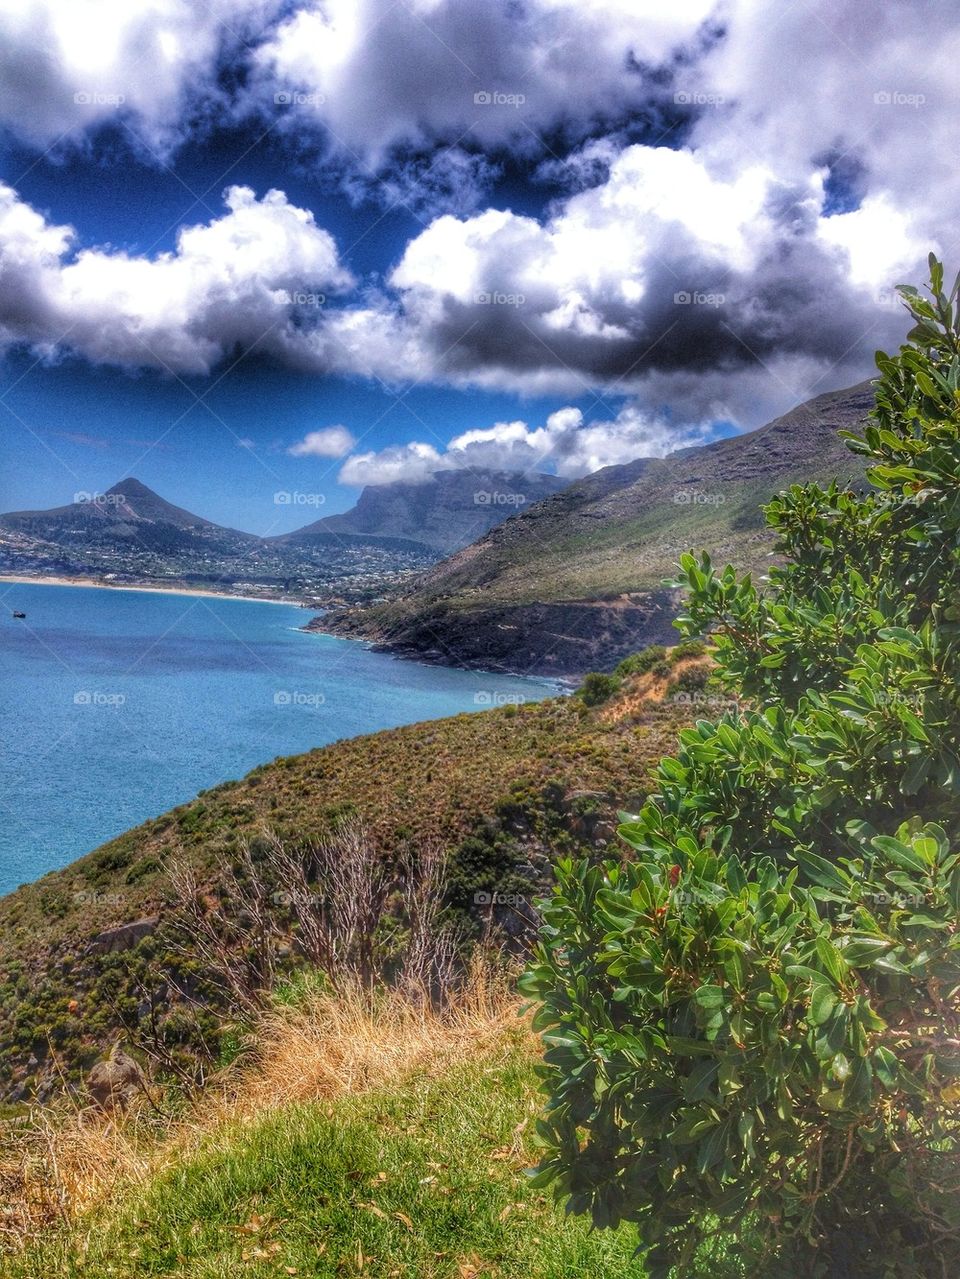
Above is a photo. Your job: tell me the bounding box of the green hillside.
[0,676,689,1104]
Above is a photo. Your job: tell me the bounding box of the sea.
[0,582,554,896]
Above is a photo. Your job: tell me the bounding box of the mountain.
[0,478,446,598]
[274,468,570,557]
[314,381,877,676]
[0,478,258,556]
[0,471,570,599]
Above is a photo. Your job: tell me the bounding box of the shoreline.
[303,617,577,692]
[0,574,301,607]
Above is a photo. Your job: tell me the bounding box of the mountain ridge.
[313,381,877,675]
[0,469,571,596]
[271,468,569,556]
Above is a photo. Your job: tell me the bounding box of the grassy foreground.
[8,1055,645,1278]
[1,985,733,1279]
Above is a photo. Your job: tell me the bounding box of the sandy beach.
[0,574,303,606]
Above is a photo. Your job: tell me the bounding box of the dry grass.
[240,963,526,1115]
[600,656,714,723]
[0,960,527,1256]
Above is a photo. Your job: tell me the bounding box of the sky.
[0,0,958,533]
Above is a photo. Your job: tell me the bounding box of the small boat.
[12,611,26,619]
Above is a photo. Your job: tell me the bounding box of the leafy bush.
[669,640,708,665]
[615,645,668,677]
[666,663,711,698]
[578,672,622,707]
[522,256,960,1277]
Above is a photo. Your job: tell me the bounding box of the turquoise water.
[0,582,553,895]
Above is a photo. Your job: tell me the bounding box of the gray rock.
[91,915,159,954]
[86,1046,142,1111]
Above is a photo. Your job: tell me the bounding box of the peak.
[106,478,155,497]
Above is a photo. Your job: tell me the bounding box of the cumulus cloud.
[340,441,443,487]
[0,0,284,152]
[288,425,357,458]
[253,0,717,165]
[336,403,711,486]
[309,0,957,424]
[2,0,959,451]
[308,142,922,423]
[0,183,353,373]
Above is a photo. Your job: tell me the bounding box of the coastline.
[0,574,300,606]
[302,615,578,692]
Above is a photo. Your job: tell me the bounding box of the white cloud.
[253,0,717,164]
[336,402,711,486]
[0,0,284,152]
[2,0,960,452]
[339,442,443,487]
[288,425,357,458]
[0,183,353,373]
[312,140,915,420]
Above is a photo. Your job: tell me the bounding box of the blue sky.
[1,1,955,532]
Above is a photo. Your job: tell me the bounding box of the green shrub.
[522,256,960,1278]
[666,664,711,698]
[615,645,667,678]
[669,640,708,665]
[578,672,621,707]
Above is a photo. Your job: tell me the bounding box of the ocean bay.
[0,582,552,894]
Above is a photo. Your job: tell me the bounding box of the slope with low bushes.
[315,383,874,674]
[0,676,688,1105]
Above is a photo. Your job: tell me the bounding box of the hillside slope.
[0,676,688,1103]
[315,382,875,675]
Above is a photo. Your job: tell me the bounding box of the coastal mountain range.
[315,381,876,675]
[0,468,563,597]
[2,381,874,667]
[0,478,260,555]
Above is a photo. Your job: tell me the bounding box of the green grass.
[6,1044,669,1279]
